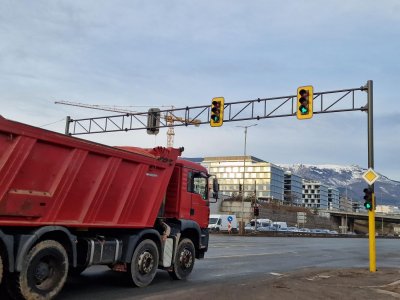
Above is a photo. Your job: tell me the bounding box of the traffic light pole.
[367,80,376,273]
[237,124,257,234]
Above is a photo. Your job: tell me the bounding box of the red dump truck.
[0,116,216,299]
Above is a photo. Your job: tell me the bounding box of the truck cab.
[164,159,210,229]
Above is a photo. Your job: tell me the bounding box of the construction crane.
[54,100,201,147]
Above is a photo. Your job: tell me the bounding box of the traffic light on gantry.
[210,97,224,127]
[254,206,260,217]
[297,86,314,120]
[363,188,373,211]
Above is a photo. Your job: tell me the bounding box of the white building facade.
[201,156,284,200]
[302,180,329,209]
[376,205,400,214]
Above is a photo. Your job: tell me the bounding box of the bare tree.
[284,192,301,206]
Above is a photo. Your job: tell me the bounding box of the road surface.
[59,236,400,299]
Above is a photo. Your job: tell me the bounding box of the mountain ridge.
[279,164,400,206]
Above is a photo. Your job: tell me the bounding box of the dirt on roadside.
[141,268,400,300]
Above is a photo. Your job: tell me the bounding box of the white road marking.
[373,289,400,299]
[270,272,284,276]
[207,251,297,259]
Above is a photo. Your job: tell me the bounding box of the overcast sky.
[1,1,399,180]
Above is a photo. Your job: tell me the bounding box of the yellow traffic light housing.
[363,188,374,211]
[296,86,314,120]
[210,97,224,127]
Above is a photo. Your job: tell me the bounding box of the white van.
[271,222,288,231]
[208,214,238,233]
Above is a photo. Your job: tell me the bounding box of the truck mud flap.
[0,230,14,272]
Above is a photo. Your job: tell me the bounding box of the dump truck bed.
[0,116,181,228]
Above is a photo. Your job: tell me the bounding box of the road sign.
[297,212,307,224]
[362,168,379,185]
[227,216,233,222]
[227,221,232,233]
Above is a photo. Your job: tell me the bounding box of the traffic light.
[363,188,373,211]
[254,206,260,217]
[210,97,224,127]
[147,108,160,135]
[296,86,313,120]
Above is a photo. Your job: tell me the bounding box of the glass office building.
[284,171,303,205]
[328,187,340,210]
[201,156,284,200]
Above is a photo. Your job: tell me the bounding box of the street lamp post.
[236,124,257,234]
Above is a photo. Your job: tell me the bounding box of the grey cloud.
[0,1,400,180]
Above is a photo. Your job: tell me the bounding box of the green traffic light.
[211,115,220,122]
[299,104,308,115]
[365,203,371,209]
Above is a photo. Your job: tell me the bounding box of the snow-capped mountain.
[279,164,400,206]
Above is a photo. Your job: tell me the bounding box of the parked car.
[298,228,311,233]
[287,227,300,232]
[329,230,339,234]
[256,223,273,232]
[271,222,288,231]
[245,219,272,233]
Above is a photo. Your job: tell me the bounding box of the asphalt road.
[59,236,400,299]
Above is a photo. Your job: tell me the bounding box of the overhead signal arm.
[65,85,368,135]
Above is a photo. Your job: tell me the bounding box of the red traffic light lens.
[212,101,221,108]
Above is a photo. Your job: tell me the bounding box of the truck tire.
[168,238,195,280]
[8,240,68,300]
[129,239,159,287]
[0,250,8,299]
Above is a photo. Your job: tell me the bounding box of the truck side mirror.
[211,178,219,202]
[208,178,219,203]
[213,178,219,193]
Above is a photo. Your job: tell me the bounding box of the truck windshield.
[209,218,218,224]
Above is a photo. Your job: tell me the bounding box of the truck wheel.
[129,239,159,287]
[168,238,195,280]
[9,240,68,300]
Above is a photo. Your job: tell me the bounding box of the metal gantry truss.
[65,84,368,135]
